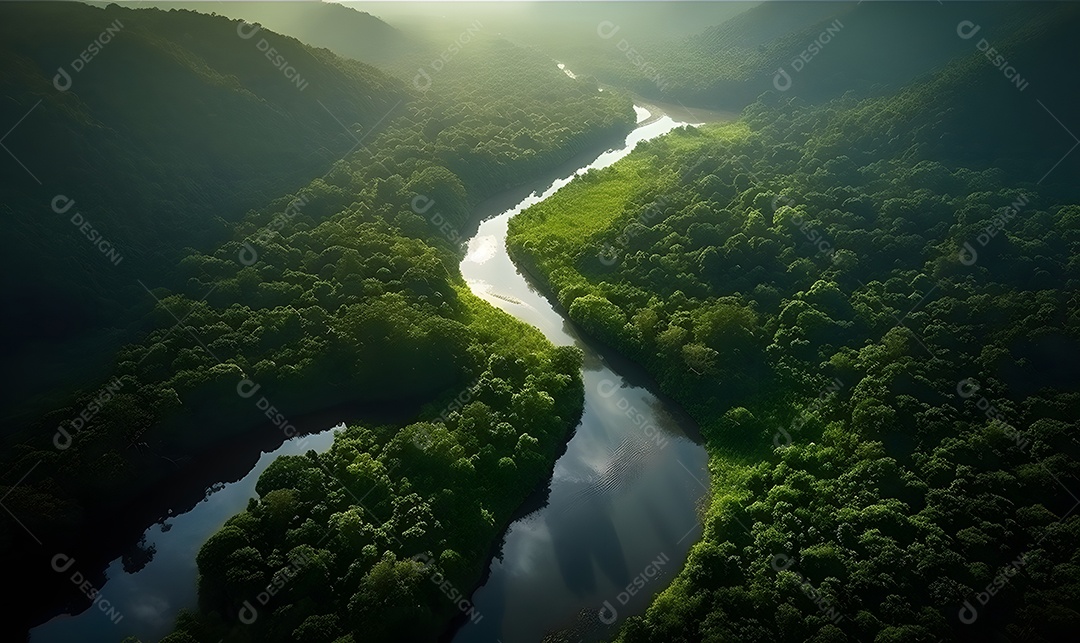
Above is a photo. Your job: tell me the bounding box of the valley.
[2,2,1078,643]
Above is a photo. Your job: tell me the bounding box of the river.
[29,429,342,642]
[450,105,716,642]
[30,102,724,643]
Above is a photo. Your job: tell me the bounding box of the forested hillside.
[507,10,1080,641]
[8,2,1080,642]
[120,1,423,67]
[0,1,406,428]
[558,1,1062,111]
[2,3,634,638]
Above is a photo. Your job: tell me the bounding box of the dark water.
[31,103,725,643]
[29,427,341,643]
[451,106,717,643]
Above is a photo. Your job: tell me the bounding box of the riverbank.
[22,110,641,642]
[450,105,714,643]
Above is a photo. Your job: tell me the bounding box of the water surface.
[30,102,726,643]
[30,427,340,643]
[452,106,718,643]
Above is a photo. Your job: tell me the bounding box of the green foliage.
[1,3,632,637]
[0,1,408,423]
[509,39,1080,642]
[166,290,583,641]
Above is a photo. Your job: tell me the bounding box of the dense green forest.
[1,2,634,638]
[0,1,406,428]
[119,1,425,68]
[7,1,1080,642]
[547,1,1075,113]
[507,8,1080,642]
[156,313,585,642]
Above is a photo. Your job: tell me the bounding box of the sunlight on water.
[453,105,716,643]
[30,427,342,643]
[464,234,499,264]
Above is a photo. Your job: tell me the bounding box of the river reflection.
[453,107,720,643]
[30,427,341,643]
[30,104,725,643]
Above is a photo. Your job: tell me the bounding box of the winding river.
[30,101,726,643]
[450,105,720,642]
